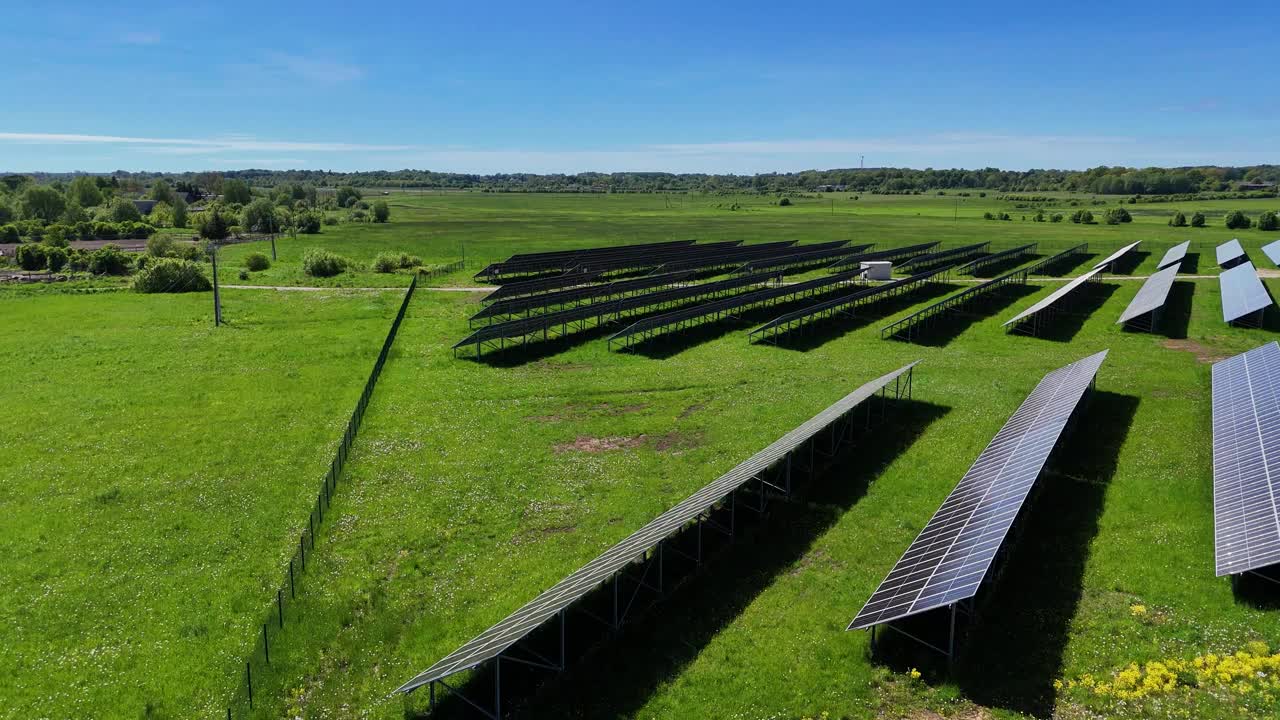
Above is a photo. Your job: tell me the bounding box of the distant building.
[132,199,158,215]
[815,184,848,192]
[1239,181,1276,191]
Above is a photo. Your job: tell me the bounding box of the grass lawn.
[9,189,1280,719]
[0,286,402,718]
[236,238,1280,719]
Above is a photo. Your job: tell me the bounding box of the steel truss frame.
[953,243,1037,276]
[881,266,1031,341]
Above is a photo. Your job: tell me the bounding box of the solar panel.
[651,241,802,274]
[849,350,1108,630]
[1092,241,1141,271]
[1023,243,1088,276]
[398,361,922,694]
[953,244,1036,275]
[477,240,698,280]
[482,271,605,303]
[882,265,1032,340]
[1002,267,1102,328]
[897,243,990,272]
[503,240,695,265]
[1212,341,1280,576]
[1157,241,1190,270]
[1217,239,1246,267]
[1116,264,1179,326]
[1262,239,1280,268]
[472,270,696,325]
[828,242,940,270]
[736,243,872,273]
[1220,262,1273,324]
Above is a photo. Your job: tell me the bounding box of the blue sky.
[2,1,1277,173]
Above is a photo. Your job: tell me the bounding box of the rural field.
[5,190,1280,720]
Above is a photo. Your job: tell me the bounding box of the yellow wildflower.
[908,668,921,680]
[1129,604,1147,616]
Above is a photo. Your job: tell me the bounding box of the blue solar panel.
[1220,262,1273,323]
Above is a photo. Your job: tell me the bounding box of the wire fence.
[417,258,465,281]
[224,273,418,719]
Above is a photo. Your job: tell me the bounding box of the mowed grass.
[241,245,1280,718]
[0,287,402,718]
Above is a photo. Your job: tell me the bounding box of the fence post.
[263,623,270,665]
[277,589,284,628]
[247,663,253,709]
[289,558,295,599]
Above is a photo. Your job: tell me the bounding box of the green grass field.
[0,287,402,718]
[6,190,1280,719]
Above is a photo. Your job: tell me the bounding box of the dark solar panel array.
[608,269,866,349]
[1021,243,1088,275]
[827,242,941,270]
[736,243,872,273]
[849,350,1108,629]
[1116,264,1179,326]
[454,271,778,351]
[1217,239,1246,267]
[1157,241,1190,270]
[1220,262,1273,324]
[1262,239,1280,268]
[1093,241,1141,271]
[471,270,696,325]
[503,239,694,266]
[651,241,803,274]
[881,265,1031,340]
[1212,341,1280,576]
[477,240,699,280]
[482,270,606,303]
[748,264,955,342]
[573,241,745,274]
[397,361,921,694]
[896,242,990,272]
[1002,267,1103,329]
[953,243,1037,275]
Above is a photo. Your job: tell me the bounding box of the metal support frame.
[1006,272,1104,337]
[882,267,1030,341]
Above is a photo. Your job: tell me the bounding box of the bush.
[109,198,143,223]
[1050,213,1064,223]
[398,253,421,268]
[147,234,178,257]
[132,258,212,293]
[66,248,89,272]
[296,211,322,234]
[301,247,348,277]
[88,244,131,275]
[0,224,19,243]
[15,243,46,270]
[336,186,362,208]
[778,197,792,206]
[1169,211,1187,227]
[371,252,400,273]
[244,252,271,271]
[239,269,249,280]
[1259,211,1279,232]
[1191,211,1207,228]
[45,246,69,272]
[983,212,995,220]
[175,243,205,262]
[197,207,231,240]
[1070,209,1095,224]
[1103,207,1132,225]
[1225,210,1252,230]
[372,200,390,223]
[43,224,71,247]
[322,215,339,226]
[1033,210,1046,222]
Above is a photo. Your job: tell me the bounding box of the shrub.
[1259,211,1279,232]
[132,258,212,293]
[301,247,348,277]
[66,249,89,272]
[244,252,271,271]
[398,253,421,268]
[16,243,47,270]
[175,243,205,262]
[372,200,390,223]
[1169,211,1187,227]
[998,212,1012,221]
[0,224,19,243]
[88,244,131,275]
[1224,210,1252,230]
[1191,211,1206,227]
[322,215,339,226]
[239,269,249,280]
[109,197,143,223]
[296,211,322,234]
[1033,210,1046,222]
[778,197,792,206]
[1103,207,1132,225]
[43,224,71,247]
[983,212,995,220]
[371,252,400,273]
[1050,213,1064,223]
[335,186,362,208]
[197,207,231,240]
[45,246,69,272]
[147,234,178,257]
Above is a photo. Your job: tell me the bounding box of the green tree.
[150,180,175,205]
[222,179,252,205]
[240,197,279,233]
[20,185,67,223]
[67,175,104,208]
[335,185,362,208]
[171,196,188,228]
[1169,211,1187,227]
[1258,211,1279,231]
[372,200,390,223]
[109,198,143,223]
[1191,211,1207,227]
[197,207,230,240]
[1224,210,1252,230]
[150,202,175,228]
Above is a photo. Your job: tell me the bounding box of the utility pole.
[211,242,223,326]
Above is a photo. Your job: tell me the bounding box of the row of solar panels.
[399,350,1112,696]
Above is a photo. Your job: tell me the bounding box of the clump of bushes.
[301,247,349,277]
[1224,210,1252,230]
[244,252,271,271]
[1102,207,1132,225]
[1169,211,1187,227]
[1258,211,1279,232]
[778,197,792,206]
[371,251,422,273]
[372,200,390,223]
[16,243,47,270]
[1071,209,1096,224]
[133,258,212,293]
[1191,212,1206,228]
[88,244,132,275]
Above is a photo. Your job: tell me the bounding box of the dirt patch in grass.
[511,525,577,545]
[678,402,706,419]
[652,429,704,454]
[789,547,845,576]
[1161,339,1231,364]
[553,435,646,453]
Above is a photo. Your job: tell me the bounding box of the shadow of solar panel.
[482,271,606,303]
[1157,241,1190,270]
[954,243,1036,275]
[1220,262,1273,323]
[397,361,922,694]
[1212,341,1280,576]
[1117,264,1179,325]
[1092,241,1141,271]
[898,243,990,272]
[1002,268,1102,328]
[828,242,940,270]
[849,350,1108,630]
[1217,239,1246,267]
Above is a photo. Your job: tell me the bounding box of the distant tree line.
[12,164,1278,196]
